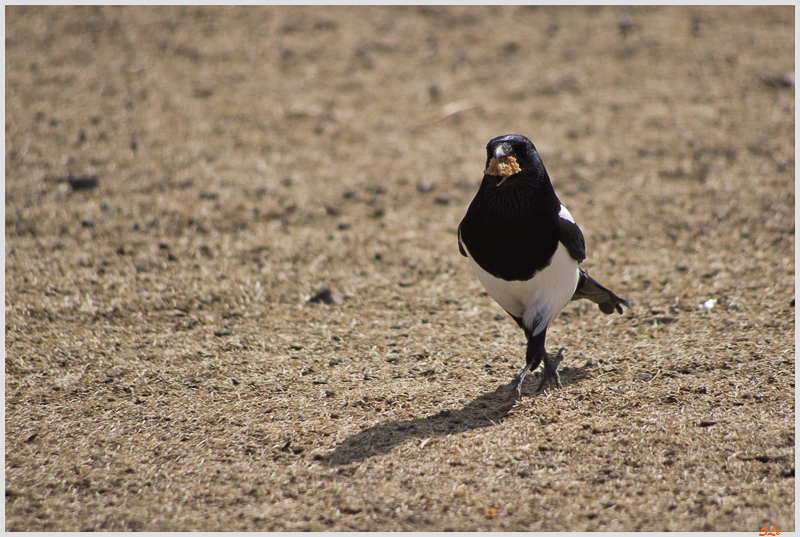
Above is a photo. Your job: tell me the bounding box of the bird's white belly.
[466,243,579,336]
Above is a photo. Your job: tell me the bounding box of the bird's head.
[484,134,540,186]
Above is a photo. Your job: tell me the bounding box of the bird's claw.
[552,347,565,368]
[500,347,567,397]
[536,347,566,393]
[497,381,523,400]
[536,373,561,392]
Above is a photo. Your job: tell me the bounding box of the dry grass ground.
[5,6,795,531]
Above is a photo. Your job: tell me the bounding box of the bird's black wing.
[559,217,586,263]
[561,218,630,314]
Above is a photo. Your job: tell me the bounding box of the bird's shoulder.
[557,205,586,263]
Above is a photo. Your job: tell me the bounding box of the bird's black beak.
[494,144,510,160]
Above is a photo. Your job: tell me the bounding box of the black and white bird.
[458,134,630,398]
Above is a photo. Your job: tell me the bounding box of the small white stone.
[699,298,717,310]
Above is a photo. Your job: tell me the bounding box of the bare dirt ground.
[5,6,795,531]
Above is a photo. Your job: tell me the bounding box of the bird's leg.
[536,347,565,392]
[498,330,545,399]
[497,357,538,399]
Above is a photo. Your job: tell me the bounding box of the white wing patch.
[558,204,575,224]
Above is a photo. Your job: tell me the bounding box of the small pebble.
[68,174,99,191]
[699,298,717,311]
[307,287,344,305]
[761,72,795,88]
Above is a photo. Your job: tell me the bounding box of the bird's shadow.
[320,361,593,466]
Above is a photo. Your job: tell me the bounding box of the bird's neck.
[480,172,560,217]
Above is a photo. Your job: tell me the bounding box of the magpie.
[458,134,630,398]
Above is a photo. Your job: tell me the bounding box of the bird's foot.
[497,380,523,400]
[536,347,565,392]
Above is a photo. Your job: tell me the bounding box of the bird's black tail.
[572,269,630,314]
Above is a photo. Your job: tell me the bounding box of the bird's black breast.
[459,178,561,282]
